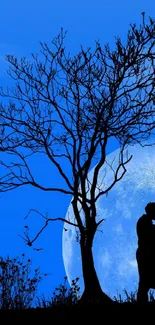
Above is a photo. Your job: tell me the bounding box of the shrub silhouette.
[36,276,81,308]
[0,254,43,309]
[52,277,80,305]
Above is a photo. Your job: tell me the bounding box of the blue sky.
[0,0,155,301]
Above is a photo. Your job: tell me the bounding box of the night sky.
[0,0,154,300]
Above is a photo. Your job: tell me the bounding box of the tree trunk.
[79,236,114,304]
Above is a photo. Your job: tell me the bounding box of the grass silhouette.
[0,255,154,321]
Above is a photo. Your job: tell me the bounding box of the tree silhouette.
[0,13,155,304]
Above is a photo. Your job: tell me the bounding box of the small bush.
[36,276,81,308]
[52,277,80,305]
[0,254,43,310]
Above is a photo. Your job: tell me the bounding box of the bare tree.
[0,13,155,304]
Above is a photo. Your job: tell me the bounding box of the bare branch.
[19,208,79,249]
[95,153,133,202]
[0,14,155,249]
[96,218,105,227]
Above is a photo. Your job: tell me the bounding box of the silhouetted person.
[136,202,155,303]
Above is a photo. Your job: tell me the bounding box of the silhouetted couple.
[136,202,155,303]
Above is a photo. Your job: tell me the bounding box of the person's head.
[145,202,155,220]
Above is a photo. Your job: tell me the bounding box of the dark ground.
[0,302,154,322]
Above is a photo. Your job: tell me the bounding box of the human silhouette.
[136,202,155,303]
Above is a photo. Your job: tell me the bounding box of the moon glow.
[62,143,155,299]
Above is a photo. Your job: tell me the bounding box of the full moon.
[62,143,155,299]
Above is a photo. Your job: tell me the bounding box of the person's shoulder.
[137,214,146,225]
[138,214,146,220]
[141,214,146,219]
